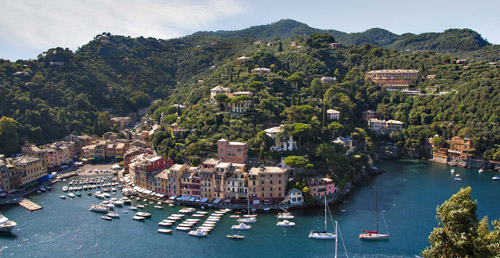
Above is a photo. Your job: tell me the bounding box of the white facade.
[264,126,297,152]
[327,109,340,120]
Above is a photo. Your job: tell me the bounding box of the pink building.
[307,177,338,198]
[217,139,247,164]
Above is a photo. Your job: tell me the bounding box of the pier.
[19,198,43,211]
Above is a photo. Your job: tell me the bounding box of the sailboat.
[309,196,336,239]
[237,194,257,223]
[359,192,390,240]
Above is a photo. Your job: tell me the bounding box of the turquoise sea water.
[1,160,499,258]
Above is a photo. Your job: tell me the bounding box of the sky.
[1,0,499,61]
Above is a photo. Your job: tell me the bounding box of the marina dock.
[19,199,43,211]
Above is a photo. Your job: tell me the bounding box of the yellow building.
[166,164,188,196]
[248,166,287,204]
[14,156,46,186]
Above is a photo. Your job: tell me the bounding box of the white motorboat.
[103,193,111,198]
[68,193,75,198]
[454,174,462,181]
[450,168,456,174]
[89,204,109,213]
[176,226,191,231]
[196,211,208,215]
[192,214,205,218]
[162,219,177,223]
[479,168,484,173]
[129,206,138,210]
[227,234,245,239]
[154,205,164,209]
[136,212,151,218]
[104,203,115,209]
[60,195,66,199]
[132,216,145,221]
[157,229,172,234]
[62,186,68,192]
[101,216,112,221]
[277,220,295,227]
[0,214,17,232]
[188,228,208,237]
[231,223,251,230]
[493,175,500,180]
[159,222,172,226]
[229,215,240,218]
[179,208,195,214]
[237,217,257,223]
[106,212,120,218]
[277,212,294,220]
[112,200,124,206]
[137,204,145,209]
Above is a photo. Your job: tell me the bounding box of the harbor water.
[1,160,499,258]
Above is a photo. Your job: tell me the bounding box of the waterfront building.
[288,188,304,205]
[14,156,46,187]
[82,141,106,161]
[166,164,188,196]
[217,139,247,164]
[264,125,297,152]
[179,168,201,197]
[123,147,153,175]
[307,177,338,199]
[199,158,219,199]
[365,69,419,91]
[368,119,404,134]
[213,162,232,200]
[154,169,169,194]
[326,109,340,120]
[0,155,20,191]
[448,136,473,163]
[248,166,287,205]
[22,143,72,169]
[129,154,172,189]
[225,163,248,201]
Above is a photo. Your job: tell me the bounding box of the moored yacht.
[0,214,17,232]
[276,220,295,227]
[231,223,251,230]
[188,228,208,237]
[277,211,294,220]
[89,204,109,213]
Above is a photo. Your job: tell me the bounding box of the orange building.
[366,69,419,91]
[217,139,247,164]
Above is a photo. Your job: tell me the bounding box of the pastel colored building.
[288,188,304,205]
[365,69,419,91]
[248,166,287,204]
[14,156,46,186]
[217,139,248,164]
[307,177,338,198]
[368,119,404,134]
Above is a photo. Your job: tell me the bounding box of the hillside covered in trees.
[1,20,500,167]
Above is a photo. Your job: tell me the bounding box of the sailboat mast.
[324,196,327,231]
[334,221,338,258]
[376,193,379,233]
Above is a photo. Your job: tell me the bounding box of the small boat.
[192,214,205,218]
[132,216,145,221]
[169,204,174,207]
[454,174,462,181]
[136,197,141,201]
[185,219,200,222]
[277,212,294,220]
[196,211,209,215]
[143,199,147,202]
[87,192,92,196]
[157,229,172,234]
[229,215,240,218]
[176,226,191,231]
[124,210,128,214]
[237,217,257,223]
[277,220,295,227]
[137,204,145,209]
[60,195,66,199]
[159,222,173,226]
[162,219,177,223]
[263,207,271,211]
[62,186,68,192]
[103,193,111,198]
[106,212,120,218]
[227,234,245,239]
[89,204,109,213]
[37,190,42,193]
[112,200,124,206]
[129,206,138,210]
[188,228,208,237]
[231,223,251,230]
[104,203,115,209]
[45,186,51,190]
[68,193,75,198]
[450,169,456,174]
[479,168,484,173]
[75,192,81,196]
[101,216,112,221]
[493,176,500,180]
[136,212,151,218]
[154,205,164,209]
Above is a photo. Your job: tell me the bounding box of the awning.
[144,190,152,194]
[200,198,208,203]
[253,200,260,205]
[189,197,196,202]
[155,193,165,198]
[133,186,141,191]
[214,198,221,204]
[37,174,54,183]
[224,199,231,203]
[169,195,177,200]
[150,192,156,196]
[0,193,7,197]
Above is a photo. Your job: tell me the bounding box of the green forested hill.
[1,21,500,163]
[195,19,500,61]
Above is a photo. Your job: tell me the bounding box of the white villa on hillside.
[264,125,297,152]
[210,86,230,103]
